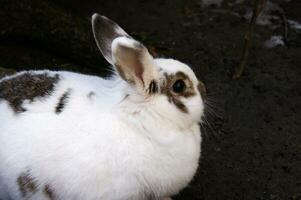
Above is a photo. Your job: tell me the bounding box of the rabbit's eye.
[172,79,186,93]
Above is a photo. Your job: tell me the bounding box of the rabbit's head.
[92,14,205,124]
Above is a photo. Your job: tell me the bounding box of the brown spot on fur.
[160,72,197,113]
[172,72,196,97]
[162,72,196,97]
[170,97,188,113]
[0,72,60,113]
[55,89,71,114]
[120,94,130,104]
[44,184,55,200]
[87,91,95,99]
[197,80,206,100]
[132,110,140,115]
[17,171,38,197]
[123,94,129,99]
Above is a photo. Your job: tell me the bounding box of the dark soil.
[0,0,300,199]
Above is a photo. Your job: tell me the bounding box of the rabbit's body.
[0,14,205,200]
[0,69,200,200]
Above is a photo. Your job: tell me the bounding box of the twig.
[280,11,288,44]
[232,0,267,79]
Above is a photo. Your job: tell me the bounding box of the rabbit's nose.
[197,80,206,101]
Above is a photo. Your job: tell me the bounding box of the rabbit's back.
[0,70,123,115]
[0,70,201,199]
[0,13,204,199]
[0,70,127,199]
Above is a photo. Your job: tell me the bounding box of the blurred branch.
[280,11,288,44]
[233,0,267,79]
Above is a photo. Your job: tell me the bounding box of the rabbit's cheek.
[182,95,204,121]
[163,92,189,113]
[0,72,60,113]
[167,95,188,113]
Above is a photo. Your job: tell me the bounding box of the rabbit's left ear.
[92,14,158,93]
[92,14,130,65]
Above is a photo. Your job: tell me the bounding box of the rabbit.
[0,14,206,200]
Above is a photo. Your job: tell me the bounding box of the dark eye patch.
[160,71,197,113]
[161,72,195,97]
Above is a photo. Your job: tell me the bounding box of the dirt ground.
[0,0,300,199]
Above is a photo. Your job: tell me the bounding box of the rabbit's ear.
[112,37,158,93]
[92,14,158,93]
[92,14,130,64]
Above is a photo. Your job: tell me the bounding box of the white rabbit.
[0,14,205,200]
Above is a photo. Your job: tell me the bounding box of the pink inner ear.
[133,56,145,86]
[113,42,146,86]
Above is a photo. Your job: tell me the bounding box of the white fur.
[0,58,203,200]
[112,37,138,50]
[0,13,204,199]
